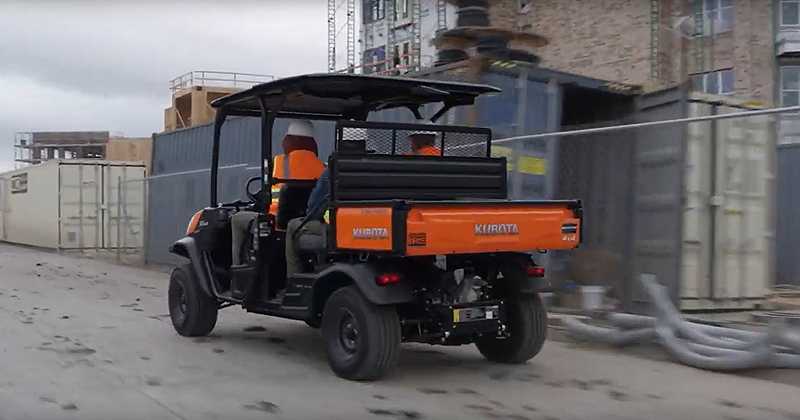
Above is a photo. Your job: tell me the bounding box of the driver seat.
[275,182,316,230]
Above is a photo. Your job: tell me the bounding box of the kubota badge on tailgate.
[353,228,389,239]
[474,223,519,236]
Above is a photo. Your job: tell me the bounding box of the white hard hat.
[286,120,315,137]
[409,119,436,136]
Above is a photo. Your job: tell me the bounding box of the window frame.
[363,0,386,24]
[782,0,800,27]
[691,69,735,95]
[781,66,800,107]
[695,0,733,36]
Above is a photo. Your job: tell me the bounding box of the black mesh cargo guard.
[329,154,508,202]
[335,120,492,158]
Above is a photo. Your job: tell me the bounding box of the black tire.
[168,264,218,337]
[321,286,401,381]
[475,294,547,364]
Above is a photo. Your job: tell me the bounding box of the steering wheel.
[245,176,261,203]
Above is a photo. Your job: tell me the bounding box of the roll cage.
[208,73,500,207]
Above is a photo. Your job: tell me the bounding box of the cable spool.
[475,36,509,54]
[435,49,470,66]
[508,49,541,65]
[456,7,490,27]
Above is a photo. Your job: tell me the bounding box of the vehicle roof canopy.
[210,73,501,120]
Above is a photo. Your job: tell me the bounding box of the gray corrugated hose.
[563,274,800,370]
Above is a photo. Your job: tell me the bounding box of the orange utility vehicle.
[168,74,582,381]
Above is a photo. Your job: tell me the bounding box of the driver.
[269,120,326,214]
[231,120,325,267]
[284,136,369,278]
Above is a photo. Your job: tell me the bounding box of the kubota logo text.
[474,223,519,236]
[353,228,389,239]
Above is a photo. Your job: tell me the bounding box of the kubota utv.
[168,73,582,380]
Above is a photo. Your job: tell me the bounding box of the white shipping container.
[681,94,774,310]
[0,160,146,250]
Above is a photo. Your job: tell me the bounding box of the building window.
[394,0,409,21]
[783,0,800,26]
[782,66,800,106]
[690,69,734,95]
[695,0,733,35]
[363,0,385,23]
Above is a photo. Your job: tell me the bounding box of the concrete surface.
[1,243,800,420]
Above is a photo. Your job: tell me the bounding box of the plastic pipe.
[564,317,655,347]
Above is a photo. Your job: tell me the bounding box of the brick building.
[489,0,778,109]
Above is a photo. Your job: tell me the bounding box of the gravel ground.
[1,242,799,420]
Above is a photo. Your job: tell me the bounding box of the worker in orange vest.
[231,120,324,266]
[268,120,326,214]
[405,121,442,156]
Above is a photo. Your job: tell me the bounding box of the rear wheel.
[475,294,547,364]
[321,286,401,381]
[168,264,218,337]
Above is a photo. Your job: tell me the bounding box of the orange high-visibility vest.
[405,146,442,156]
[268,150,325,214]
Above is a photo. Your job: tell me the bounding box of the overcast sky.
[0,0,333,172]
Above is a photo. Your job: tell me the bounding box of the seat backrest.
[276,182,316,230]
[330,153,507,202]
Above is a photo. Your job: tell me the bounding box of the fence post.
[122,163,127,254]
[512,70,528,200]
[78,163,84,249]
[94,164,100,252]
[140,175,148,265]
[116,176,121,262]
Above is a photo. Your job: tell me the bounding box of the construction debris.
[565,274,800,371]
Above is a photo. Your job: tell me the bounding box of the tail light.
[525,266,545,278]
[376,272,401,286]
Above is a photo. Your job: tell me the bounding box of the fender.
[312,263,416,307]
[169,237,215,298]
[495,252,553,294]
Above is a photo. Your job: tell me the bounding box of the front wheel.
[168,264,218,337]
[475,294,547,364]
[321,286,401,381]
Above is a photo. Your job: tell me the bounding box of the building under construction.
[13,131,154,173]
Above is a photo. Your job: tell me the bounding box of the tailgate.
[404,201,581,256]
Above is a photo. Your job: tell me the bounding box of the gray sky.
[0,0,331,172]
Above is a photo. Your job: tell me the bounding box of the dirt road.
[1,243,799,420]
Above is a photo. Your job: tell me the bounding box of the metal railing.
[169,71,275,92]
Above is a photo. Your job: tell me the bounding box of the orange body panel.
[404,204,580,256]
[335,207,394,251]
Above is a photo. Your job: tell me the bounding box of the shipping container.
[631,89,776,312]
[776,143,800,287]
[0,159,146,250]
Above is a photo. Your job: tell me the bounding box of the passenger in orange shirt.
[404,122,442,156]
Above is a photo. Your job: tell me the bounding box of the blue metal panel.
[776,144,800,286]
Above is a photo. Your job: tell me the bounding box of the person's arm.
[304,168,330,221]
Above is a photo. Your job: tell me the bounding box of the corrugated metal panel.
[631,88,687,312]
[777,144,800,286]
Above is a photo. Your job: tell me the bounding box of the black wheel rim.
[338,310,359,354]
[171,282,187,325]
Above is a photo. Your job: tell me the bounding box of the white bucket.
[581,286,606,311]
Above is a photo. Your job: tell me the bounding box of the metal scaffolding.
[346,0,356,71]
[436,0,447,34]
[327,0,336,73]
[411,0,422,70]
[649,0,660,82]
